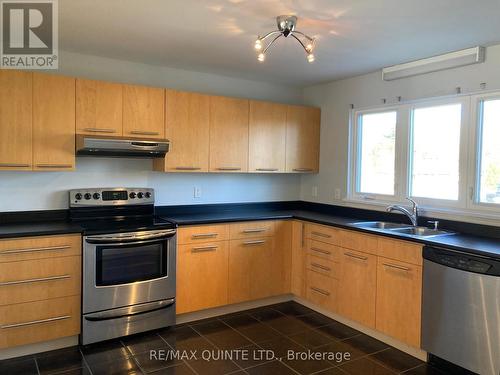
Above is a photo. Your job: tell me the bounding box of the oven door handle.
[85,229,176,244]
[84,299,175,322]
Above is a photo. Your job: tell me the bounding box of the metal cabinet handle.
[311,263,331,271]
[293,168,313,172]
[175,167,201,171]
[344,252,368,261]
[35,164,73,168]
[311,231,332,238]
[1,245,71,255]
[83,128,116,133]
[216,167,241,171]
[242,228,266,233]
[191,233,218,239]
[191,246,218,253]
[0,163,30,167]
[310,247,331,255]
[1,315,71,329]
[310,287,330,296]
[130,130,160,136]
[256,168,279,172]
[0,274,70,286]
[243,240,266,246]
[382,263,411,272]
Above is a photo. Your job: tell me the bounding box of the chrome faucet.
[386,198,419,226]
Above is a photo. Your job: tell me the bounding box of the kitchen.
[0,1,499,375]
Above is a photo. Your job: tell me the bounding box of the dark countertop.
[160,209,500,259]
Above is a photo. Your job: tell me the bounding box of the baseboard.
[0,335,78,360]
[293,296,427,362]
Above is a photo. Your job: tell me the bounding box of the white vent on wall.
[382,46,485,81]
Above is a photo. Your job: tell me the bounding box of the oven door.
[83,229,176,314]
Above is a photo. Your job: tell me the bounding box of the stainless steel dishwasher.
[422,246,500,375]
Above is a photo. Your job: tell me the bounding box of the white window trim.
[347,92,500,220]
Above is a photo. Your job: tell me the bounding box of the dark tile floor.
[0,302,448,375]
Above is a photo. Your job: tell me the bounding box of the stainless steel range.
[69,188,176,345]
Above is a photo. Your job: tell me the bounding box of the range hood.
[76,135,169,158]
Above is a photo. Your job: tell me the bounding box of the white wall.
[0,51,302,212]
[301,43,500,224]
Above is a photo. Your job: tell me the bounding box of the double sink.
[349,221,456,238]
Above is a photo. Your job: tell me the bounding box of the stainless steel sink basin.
[349,221,412,230]
[389,227,455,237]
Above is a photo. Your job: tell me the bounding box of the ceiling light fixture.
[254,15,316,63]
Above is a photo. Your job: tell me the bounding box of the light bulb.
[257,53,265,62]
[307,53,315,63]
[254,39,262,50]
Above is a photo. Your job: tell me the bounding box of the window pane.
[479,99,500,204]
[410,104,461,200]
[358,111,396,195]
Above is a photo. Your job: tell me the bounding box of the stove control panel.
[70,188,154,206]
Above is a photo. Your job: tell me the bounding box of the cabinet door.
[291,221,306,297]
[338,249,377,328]
[209,96,249,172]
[376,257,422,348]
[76,79,122,136]
[159,90,210,172]
[123,84,164,139]
[285,105,320,173]
[0,70,32,170]
[248,101,286,173]
[33,73,75,171]
[176,241,228,314]
[228,238,273,303]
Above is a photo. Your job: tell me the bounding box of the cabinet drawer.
[306,254,339,279]
[0,295,80,349]
[0,235,81,263]
[306,239,340,262]
[229,221,275,240]
[306,269,337,312]
[305,224,339,245]
[377,238,423,266]
[339,230,378,255]
[0,256,81,306]
[177,224,229,245]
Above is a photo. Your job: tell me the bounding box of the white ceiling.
[59,0,500,87]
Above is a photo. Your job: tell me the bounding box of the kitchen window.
[349,92,499,219]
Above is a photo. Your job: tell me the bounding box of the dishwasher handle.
[423,246,500,276]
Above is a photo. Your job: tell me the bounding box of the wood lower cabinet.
[123,83,165,138]
[33,73,76,171]
[338,249,377,328]
[176,240,229,314]
[76,78,123,136]
[0,70,32,170]
[248,101,287,173]
[209,96,249,172]
[376,257,422,348]
[285,105,320,173]
[155,89,210,172]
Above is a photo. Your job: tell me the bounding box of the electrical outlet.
[312,186,318,197]
[193,186,202,199]
[334,188,341,200]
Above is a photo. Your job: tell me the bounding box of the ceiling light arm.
[291,33,310,54]
[262,34,282,54]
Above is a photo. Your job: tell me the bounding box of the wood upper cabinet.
[376,257,422,348]
[338,249,377,328]
[76,79,123,136]
[0,70,32,170]
[123,84,164,139]
[248,100,287,173]
[155,89,210,172]
[209,96,249,172]
[285,105,320,173]
[33,73,75,171]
